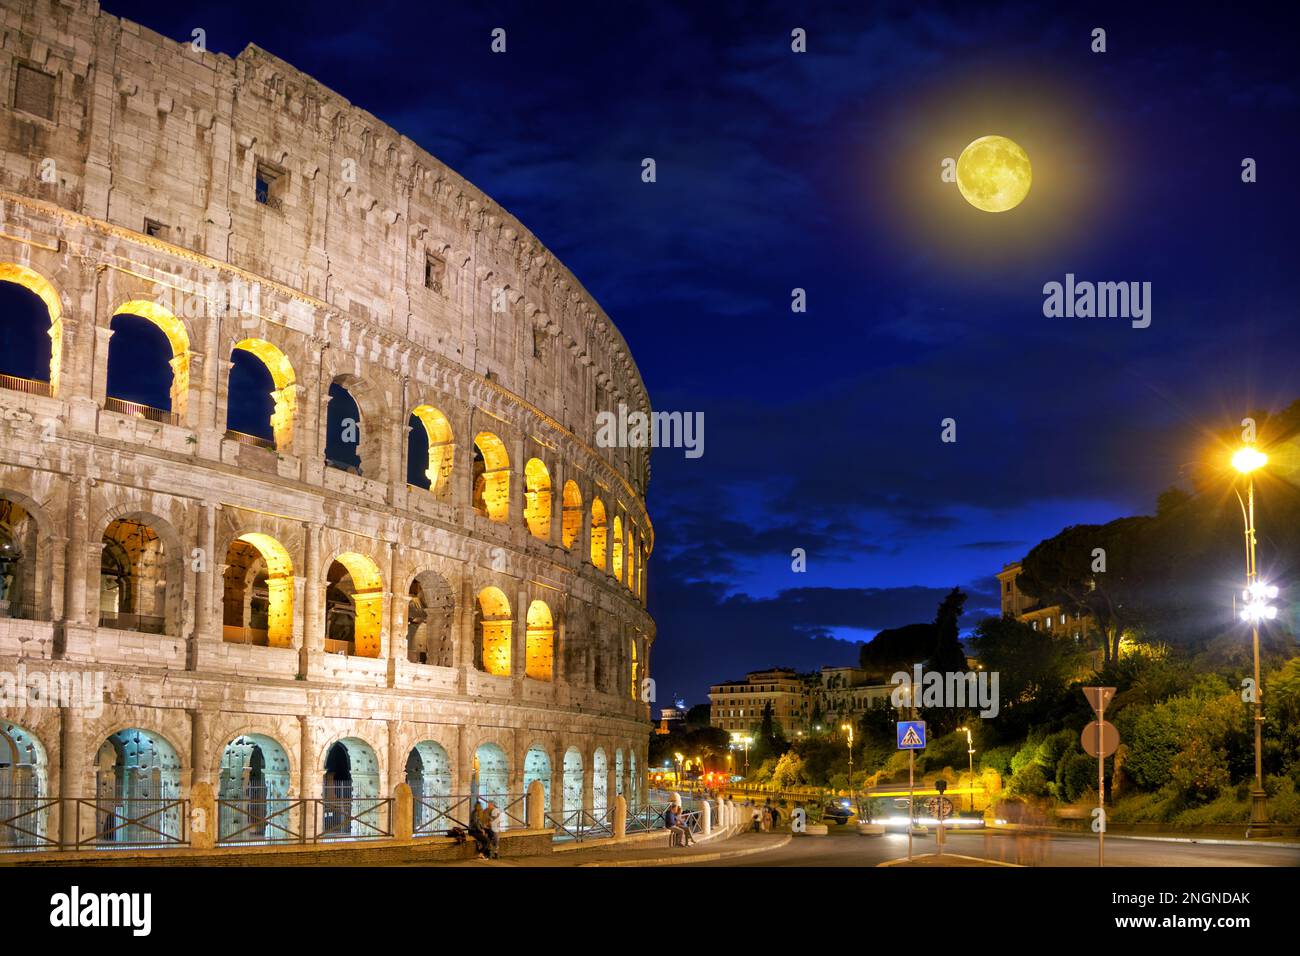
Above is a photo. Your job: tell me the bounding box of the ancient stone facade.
[0,0,653,843]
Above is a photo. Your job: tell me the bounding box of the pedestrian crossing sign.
[897,720,926,750]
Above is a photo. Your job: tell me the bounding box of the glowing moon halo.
[956,135,1032,212]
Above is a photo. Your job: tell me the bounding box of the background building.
[997,561,1094,643]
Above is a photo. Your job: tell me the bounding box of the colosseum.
[0,0,655,852]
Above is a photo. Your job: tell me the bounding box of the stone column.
[386,719,402,795]
[298,715,316,800]
[58,706,86,845]
[514,584,529,679]
[548,458,564,546]
[387,541,404,683]
[190,709,213,786]
[300,522,323,675]
[61,475,90,631]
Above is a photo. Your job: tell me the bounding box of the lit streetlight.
[956,725,976,813]
[1231,444,1274,836]
[841,723,854,802]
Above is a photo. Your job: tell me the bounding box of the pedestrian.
[484,800,502,859]
[676,803,696,845]
[467,802,492,859]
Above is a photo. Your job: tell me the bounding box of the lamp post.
[1231,445,1275,836]
[956,725,975,813]
[840,723,854,800]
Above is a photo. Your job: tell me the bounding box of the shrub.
[1009,762,1049,799]
[1057,752,1096,803]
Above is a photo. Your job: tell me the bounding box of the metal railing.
[73,797,188,849]
[0,793,58,852]
[314,795,391,842]
[0,373,52,397]
[97,611,166,634]
[217,796,304,845]
[547,806,616,842]
[104,396,180,426]
[224,429,275,450]
[412,794,472,836]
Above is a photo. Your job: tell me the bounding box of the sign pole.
[907,749,914,863]
[1097,695,1105,868]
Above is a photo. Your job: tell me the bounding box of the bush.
[1035,729,1078,780]
[1009,762,1049,799]
[1169,736,1230,805]
[979,744,1015,776]
[1057,752,1096,803]
[1010,741,1039,776]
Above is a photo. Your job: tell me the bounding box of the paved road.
[682,827,1300,867]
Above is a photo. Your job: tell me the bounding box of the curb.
[578,834,792,868]
[878,852,1021,868]
[985,826,1300,850]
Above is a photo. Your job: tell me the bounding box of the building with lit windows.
[0,0,653,851]
[996,561,1093,643]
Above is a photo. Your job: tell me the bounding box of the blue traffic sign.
[897,720,927,750]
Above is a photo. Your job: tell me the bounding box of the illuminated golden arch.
[561,480,582,550]
[0,263,62,393]
[232,339,298,450]
[411,405,455,495]
[225,532,295,647]
[590,498,607,569]
[472,432,510,522]
[612,515,624,583]
[112,299,192,416]
[523,458,552,540]
[476,586,512,676]
[626,527,636,594]
[331,551,384,658]
[525,599,554,682]
[630,639,639,701]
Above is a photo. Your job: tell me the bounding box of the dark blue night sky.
[86,1,1300,706]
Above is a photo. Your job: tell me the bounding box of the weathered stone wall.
[0,0,654,820]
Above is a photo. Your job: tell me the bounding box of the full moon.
[956,135,1032,212]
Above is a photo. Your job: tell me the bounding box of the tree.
[771,751,807,790]
[928,587,969,674]
[859,622,935,674]
[968,615,1089,738]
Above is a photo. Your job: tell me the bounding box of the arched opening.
[93,728,182,845]
[228,339,296,450]
[590,498,607,569]
[324,379,363,474]
[321,737,381,838]
[626,527,636,592]
[561,480,582,550]
[407,405,454,494]
[106,301,189,424]
[561,747,583,827]
[472,432,510,521]
[407,571,454,666]
[630,639,639,701]
[0,721,49,849]
[523,745,552,814]
[523,458,551,539]
[99,517,170,634]
[472,743,509,828]
[525,599,554,681]
[0,266,58,396]
[222,532,294,647]
[406,741,452,835]
[592,748,608,816]
[612,515,624,582]
[325,553,384,657]
[0,497,40,620]
[474,586,512,676]
[217,734,292,843]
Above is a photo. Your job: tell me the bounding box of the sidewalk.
[987,823,1300,849]
[440,830,790,867]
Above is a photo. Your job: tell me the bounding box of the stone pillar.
[514,585,529,679]
[526,779,546,830]
[457,576,476,674]
[190,709,213,786]
[58,706,86,845]
[393,782,413,841]
[387,719,402,795]
[702,799,712,836]
[613,794,627,839]
[61,476,90,630]
[90,325,114,405]
[192,501,218,638]
[189,781,216,850]
[386,541,403,683]
[300,522,322,674]
[298,715,316,800]
[548,458,564,546]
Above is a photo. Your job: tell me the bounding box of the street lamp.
[956,725,976,813]
[729,733,752,774]
[1231,444,1274,836]
[840,723,854,800]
